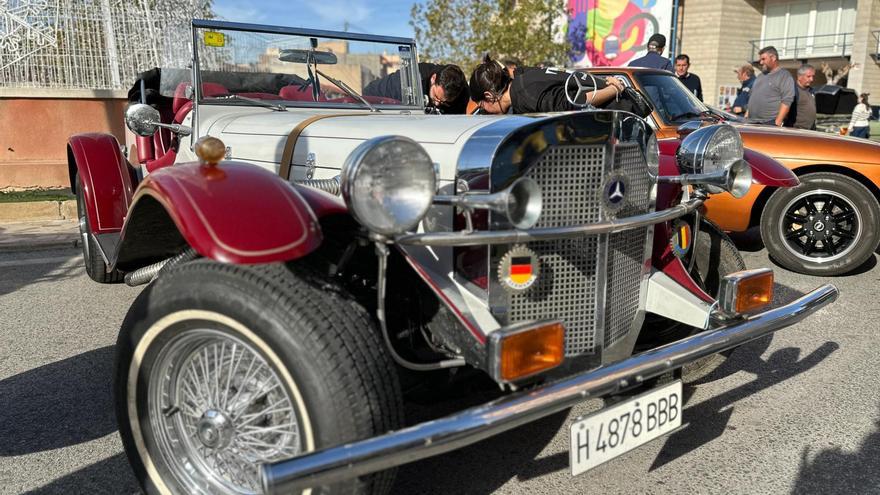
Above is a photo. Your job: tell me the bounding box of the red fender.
[743,148,798,187]
[658,138,796,187]
[67,133,134,234]
[116,160,322,266]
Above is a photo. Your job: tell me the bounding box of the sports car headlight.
[676,124,743,174]
[645,132,660,177]
[341,136,436,236]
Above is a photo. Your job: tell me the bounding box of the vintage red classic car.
[586,67,880,276]
[66,20,836,495]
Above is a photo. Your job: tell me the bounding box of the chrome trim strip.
[191,19,416,45]
[397,198,703,247]
[262,284,838,493]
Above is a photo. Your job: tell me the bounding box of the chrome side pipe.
[261,284,838,494]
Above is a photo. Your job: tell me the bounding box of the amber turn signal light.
[490,321,565,383]
[718,268,774,315]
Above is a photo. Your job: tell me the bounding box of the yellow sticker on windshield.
[204,31,225,47]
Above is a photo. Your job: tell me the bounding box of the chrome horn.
[658,158,752,198]
[434,177,543,230]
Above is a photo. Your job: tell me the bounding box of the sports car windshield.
[634,72,712,125]
[193,21,423,109]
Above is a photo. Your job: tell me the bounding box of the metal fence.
[0,0,212,90]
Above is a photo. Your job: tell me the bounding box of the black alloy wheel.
[761,172,880,276]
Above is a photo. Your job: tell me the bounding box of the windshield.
[634,72,710,125]
[192,21,423,109]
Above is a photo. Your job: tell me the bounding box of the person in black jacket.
[674,54,703,101]
[363,62,468,114]
[468,55,625,114]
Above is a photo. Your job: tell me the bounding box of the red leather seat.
[280,85,327,101]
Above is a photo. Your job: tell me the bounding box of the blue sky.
[213,0,420,38]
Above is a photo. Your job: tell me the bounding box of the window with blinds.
[761,0,857,58]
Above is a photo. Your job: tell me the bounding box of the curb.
[0,200,77,223]
[0,235,80,253]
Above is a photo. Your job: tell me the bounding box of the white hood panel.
[204,109,502,181]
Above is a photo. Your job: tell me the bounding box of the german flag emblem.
[499,245,540,292]
[670,219,693,259]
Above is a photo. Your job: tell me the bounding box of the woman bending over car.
[469,54,626,114]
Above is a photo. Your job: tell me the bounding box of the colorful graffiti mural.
[568,0,673,67]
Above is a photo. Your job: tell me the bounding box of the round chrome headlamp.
[676,124,743,174]
[341,136,436,236]
[645,132,660,177]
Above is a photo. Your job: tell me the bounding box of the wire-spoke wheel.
[115,260,403,495]
[762,173,880,276]
[149,328,302,494]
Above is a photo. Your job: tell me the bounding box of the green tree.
[410,0,570,71]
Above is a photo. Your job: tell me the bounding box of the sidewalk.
[0,219,79,252]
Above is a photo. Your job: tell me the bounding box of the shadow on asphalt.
[0,346,118,456]
[727,226,765,252]
[650,337,839,471]
[791,402,880,494]
[23,453,138,495]
[0,248,81,297]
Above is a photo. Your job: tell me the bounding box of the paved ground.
[0,220,78,252]
[0,239,877,494]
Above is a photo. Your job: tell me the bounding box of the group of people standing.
[370,36,871,139]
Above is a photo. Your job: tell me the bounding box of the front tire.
[761,172,880,276]
[645,219,746,383]
[114,260,403,494]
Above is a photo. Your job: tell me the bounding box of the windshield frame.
[632,71,712,126]
[189,19,424,130]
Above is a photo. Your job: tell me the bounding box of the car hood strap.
[279,113,369,180]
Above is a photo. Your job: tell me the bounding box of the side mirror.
[124,102,193,137]
[125,103,161,137]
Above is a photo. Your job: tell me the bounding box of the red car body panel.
[293,184,349,217]
[657,138,797,187]
[127,160,322,264]
[67,133,134,234]
[652,153,714,303]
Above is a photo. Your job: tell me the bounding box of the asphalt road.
[1,239,877,495]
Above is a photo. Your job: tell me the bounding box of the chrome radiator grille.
[505,143,653,357]
[604,142,653,348]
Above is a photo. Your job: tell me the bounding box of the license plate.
[569,380,682,476]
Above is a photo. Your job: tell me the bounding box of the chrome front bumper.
[261,284,837,493]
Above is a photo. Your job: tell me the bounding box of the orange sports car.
[587,67,880,276]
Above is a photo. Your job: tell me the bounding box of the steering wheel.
[565,71,600,109]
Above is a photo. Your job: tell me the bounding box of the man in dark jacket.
[732,64,755,115]
[628,34,672,72]
[363,62,468,114]
[674,54,703,101]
